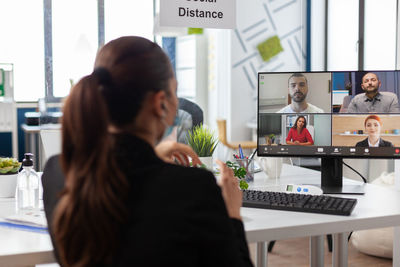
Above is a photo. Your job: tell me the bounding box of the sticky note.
[188,28,204,35]
[257,35,283,62]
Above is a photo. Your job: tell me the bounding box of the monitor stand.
[320,157,365,195]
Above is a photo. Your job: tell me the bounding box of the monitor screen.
[257,71,400,194]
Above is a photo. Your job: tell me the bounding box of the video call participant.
[286,115,314,145]
[42,37,253,267]
[347,72,400,113]
[277,73,324,113]
[355,115,394,147]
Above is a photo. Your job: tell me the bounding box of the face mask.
[162,110,180,139]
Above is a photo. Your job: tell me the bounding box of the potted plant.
[268,134,275,144]
[0,157,21,197]
[187,124,218,170]
[226,161,249,190]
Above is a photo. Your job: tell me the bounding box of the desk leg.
[256,242,267,267]
[394,226,400,267]
[310,235,324,267]
[332,233,348,267]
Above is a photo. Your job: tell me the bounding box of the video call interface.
[258,71,400,158]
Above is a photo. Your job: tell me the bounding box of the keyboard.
[242,190,357,216]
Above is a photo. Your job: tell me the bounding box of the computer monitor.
[257,71,400,194]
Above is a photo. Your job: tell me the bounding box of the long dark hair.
[292,115,307,130]
[53,36,174,267]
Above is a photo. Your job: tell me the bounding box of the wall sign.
[160,0,236,29]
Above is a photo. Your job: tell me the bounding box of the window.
[105,0,154,43]
[0,0,44,101]
[326,0,398,71]
[0,1,155,102]
[364,0,397,70]
[52,0,98,98]
[327,0,359,71]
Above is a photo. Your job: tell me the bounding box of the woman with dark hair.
[42,36,252,267]
[286,115,314,145]
[355,115,394,147]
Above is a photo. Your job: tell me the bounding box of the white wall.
[229,0,307,141]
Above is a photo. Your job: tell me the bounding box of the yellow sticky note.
[257,35,283,62]
[188,28,204,35]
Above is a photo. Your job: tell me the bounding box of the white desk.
[243,164,400,267]
[0,199,55,266]
[0,164,400,267]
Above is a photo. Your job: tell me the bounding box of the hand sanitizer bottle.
[16,153,40,211]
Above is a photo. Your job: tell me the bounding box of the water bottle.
[16,153,39,211]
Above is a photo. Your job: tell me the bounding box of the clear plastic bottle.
[16,153,39,211]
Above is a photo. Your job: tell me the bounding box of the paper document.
[0,210,48,233]
[4,210,47,227]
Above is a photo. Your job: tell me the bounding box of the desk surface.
[1,164,399,266]
[243,164,400,243]
[21,124,61,133]
[0,199,54,266]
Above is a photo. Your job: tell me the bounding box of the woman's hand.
[216,159,242,220]
[155,141,201,167]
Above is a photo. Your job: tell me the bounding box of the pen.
[248,148,257,163]
[239,144,244,159]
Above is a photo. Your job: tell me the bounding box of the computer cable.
[342,161,366,242]
[342,161,367,183]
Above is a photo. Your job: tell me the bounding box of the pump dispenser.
[16,153,40,211]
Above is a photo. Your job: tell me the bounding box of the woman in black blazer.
[355,115,394,147]
[42,36,253,267]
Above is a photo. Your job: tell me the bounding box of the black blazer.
[355,138,394,147]
[42,135,253,267]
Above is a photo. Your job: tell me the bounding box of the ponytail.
[54,69,129,267]
[53,36,174,267]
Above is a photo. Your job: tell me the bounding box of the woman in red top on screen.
[286,115,314,145]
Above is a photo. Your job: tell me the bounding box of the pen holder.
[234,158,254,182]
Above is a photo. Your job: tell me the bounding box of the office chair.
[216,119,257,154]
[176,98,204,144]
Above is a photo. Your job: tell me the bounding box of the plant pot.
[0,173,18,198]
[199,156,213,171]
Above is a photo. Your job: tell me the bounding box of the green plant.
[226,161,249,190]
[0,158,21,174]
[187,124,218,157]
[268,133,275,139]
